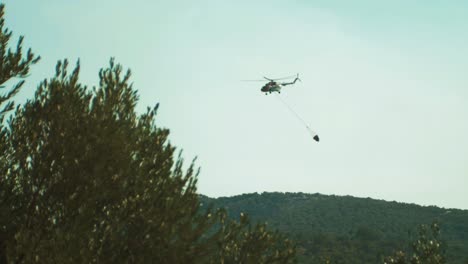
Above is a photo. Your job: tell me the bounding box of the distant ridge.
[200,192,465,210]
[199,192,468,263]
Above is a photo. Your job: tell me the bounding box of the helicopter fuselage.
[261,82,282,94]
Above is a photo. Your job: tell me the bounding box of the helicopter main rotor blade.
[263,74,298,81]
[242,74,299,82]
[241,79,266,82]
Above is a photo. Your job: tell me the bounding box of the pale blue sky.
[4,0,468,209]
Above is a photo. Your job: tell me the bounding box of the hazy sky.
[4,0,468,209]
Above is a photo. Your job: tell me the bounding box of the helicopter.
[261,74,301,94]
[243,74,301,95]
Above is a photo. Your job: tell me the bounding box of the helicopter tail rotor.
[296,73,301,82]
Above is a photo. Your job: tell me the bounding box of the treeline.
[200,192,468,263]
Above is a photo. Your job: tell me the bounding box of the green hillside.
[200,192,468,263]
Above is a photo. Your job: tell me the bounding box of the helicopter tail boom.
[281,73,300,86]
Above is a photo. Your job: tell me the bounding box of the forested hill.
[199,192,468,263]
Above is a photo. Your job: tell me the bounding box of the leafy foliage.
[0,3,40,117]
[384,222,445,264]
[3,58,204,262]
[212,210,296,263]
